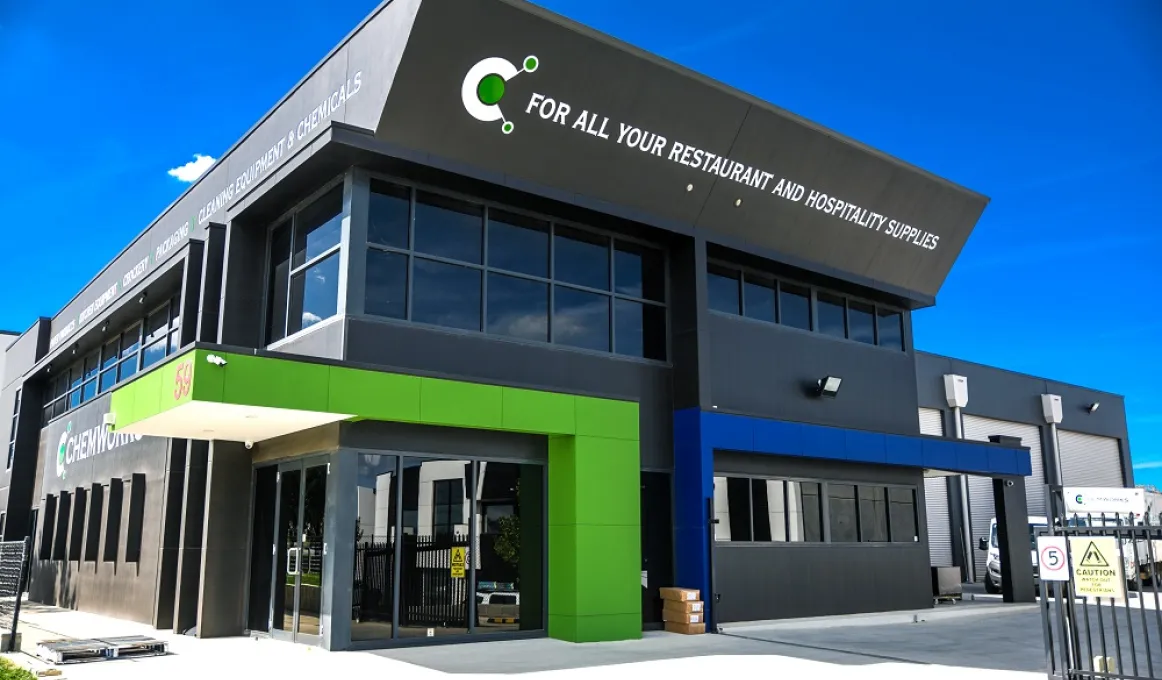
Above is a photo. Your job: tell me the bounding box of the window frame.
[262,176,348,345]
[7,388,20,470]
[706,259,908,352]
[361,174,670,363]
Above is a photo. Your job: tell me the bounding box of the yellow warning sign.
[1069,537,1124,600]
[450,546,466,579]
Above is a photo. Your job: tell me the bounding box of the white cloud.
[1133,460,1162,470]
[167,154,216,183]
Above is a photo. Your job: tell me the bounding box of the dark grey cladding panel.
[714,451,924,486]
[4,320,48,389]
[45,0,423,355]
[341,421,546,462]
[37,394,171,498]
[344,316,673,469]
[714,543,932,623]
[376,0,987,299]
[708,314,920,436]
[916,351,1129,440]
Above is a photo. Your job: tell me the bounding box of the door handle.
[287,547,300,576]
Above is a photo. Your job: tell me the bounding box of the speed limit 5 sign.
[1037,536,1070,581]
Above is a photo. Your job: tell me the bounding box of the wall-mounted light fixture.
[1087,402,1100,414]
[205,354,228,367]
[816,376,842,398]
[137,292,148,305]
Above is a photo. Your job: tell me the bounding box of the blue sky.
[0,0,1158,484]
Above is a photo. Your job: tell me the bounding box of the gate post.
[993,475,1035,603]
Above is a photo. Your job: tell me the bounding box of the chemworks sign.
[382,0,987,298]
[55,419,143,481]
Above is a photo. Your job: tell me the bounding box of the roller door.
[919,408,953,567]
[963,416,1045,580]
[1058,430,1124,488]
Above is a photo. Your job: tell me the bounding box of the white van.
[979,516,1047,594]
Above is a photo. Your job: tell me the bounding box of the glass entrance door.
[270,460,328,644]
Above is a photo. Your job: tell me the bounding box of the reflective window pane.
[708,266,740,314]
[83,353,99,381]
[487,273,548,342]
[488,211,548,278]
[614,299,666,360]
[849,301,876,345]
[829,484,859,543]
[889,487,918,543]
[118,356,138,382]
[751,479,787,542]
[858,486,888,542]
[713,476,752,542]
[743,275,776,323]
[779,283,811,330]
[121,325,141,358]
[145,306,169,344]
[553,287,609,352]
[141,339,168,371]
[368,181,410,249]
[554,227,609,291]
[288,253,340,335]
[614,242,664,301]
[817,292,847,338]
[878,309,904,351]
[475,461,545,634]
[99,369,117,394]
[415,192,483,264]
[413,258,481,331]
[398,457,471,638]
[293,186,343,266]
[788,482,823,542]
[366,250,408,320]
[101,339,119,370]
[351,454,398,642]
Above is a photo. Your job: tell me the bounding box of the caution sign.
[1069,537,1124,600]
[450,546,466,579]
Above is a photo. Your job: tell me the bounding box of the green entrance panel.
[109,348,641,643]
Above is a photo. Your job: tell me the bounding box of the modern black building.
[0,0,1134,650]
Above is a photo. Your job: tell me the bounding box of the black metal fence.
[1039,508,1162,680]
[0,538,31,652]
[353,533,472,628]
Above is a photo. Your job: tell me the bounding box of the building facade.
[0,0,1134,651]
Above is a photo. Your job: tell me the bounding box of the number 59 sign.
[1037,536,1070,582]
[173,359,194,401]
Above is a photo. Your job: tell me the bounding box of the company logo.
[1076,494,1085,505]
[55,417,143,480]
[460,55,540,134]
[56,423,72,479]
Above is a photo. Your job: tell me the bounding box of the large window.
[713,476,822,543]
[707,262,906,351]
[714,475,917,544]
[364,180,667,360]
[266,184,344,343]
[43,296,181,424]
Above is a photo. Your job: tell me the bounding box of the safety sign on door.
[1068,537,1124,600]
[1036,536,1069,581]
[450,546,467,579]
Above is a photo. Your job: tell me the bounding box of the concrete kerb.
[720,602,1038,633]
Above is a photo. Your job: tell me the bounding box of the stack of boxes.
[659,587,705,635]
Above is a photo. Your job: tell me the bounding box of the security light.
[1087,402,1100,414]
[137,292,147,305]
[205,354,228,367]
[817,376,842,398]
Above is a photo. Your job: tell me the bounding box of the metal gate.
[1039,493,1162,679]
[0,538,30,652]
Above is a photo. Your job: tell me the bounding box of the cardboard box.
[662,609,703,624]
[664,621,706,635]
[663,599,704,614]
[659,587,700,602]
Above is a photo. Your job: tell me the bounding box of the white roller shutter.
[1058,430,1124,488]
[963,415,1045,580]
[919,408,954,567]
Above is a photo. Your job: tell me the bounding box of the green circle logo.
[477,74,506,106]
